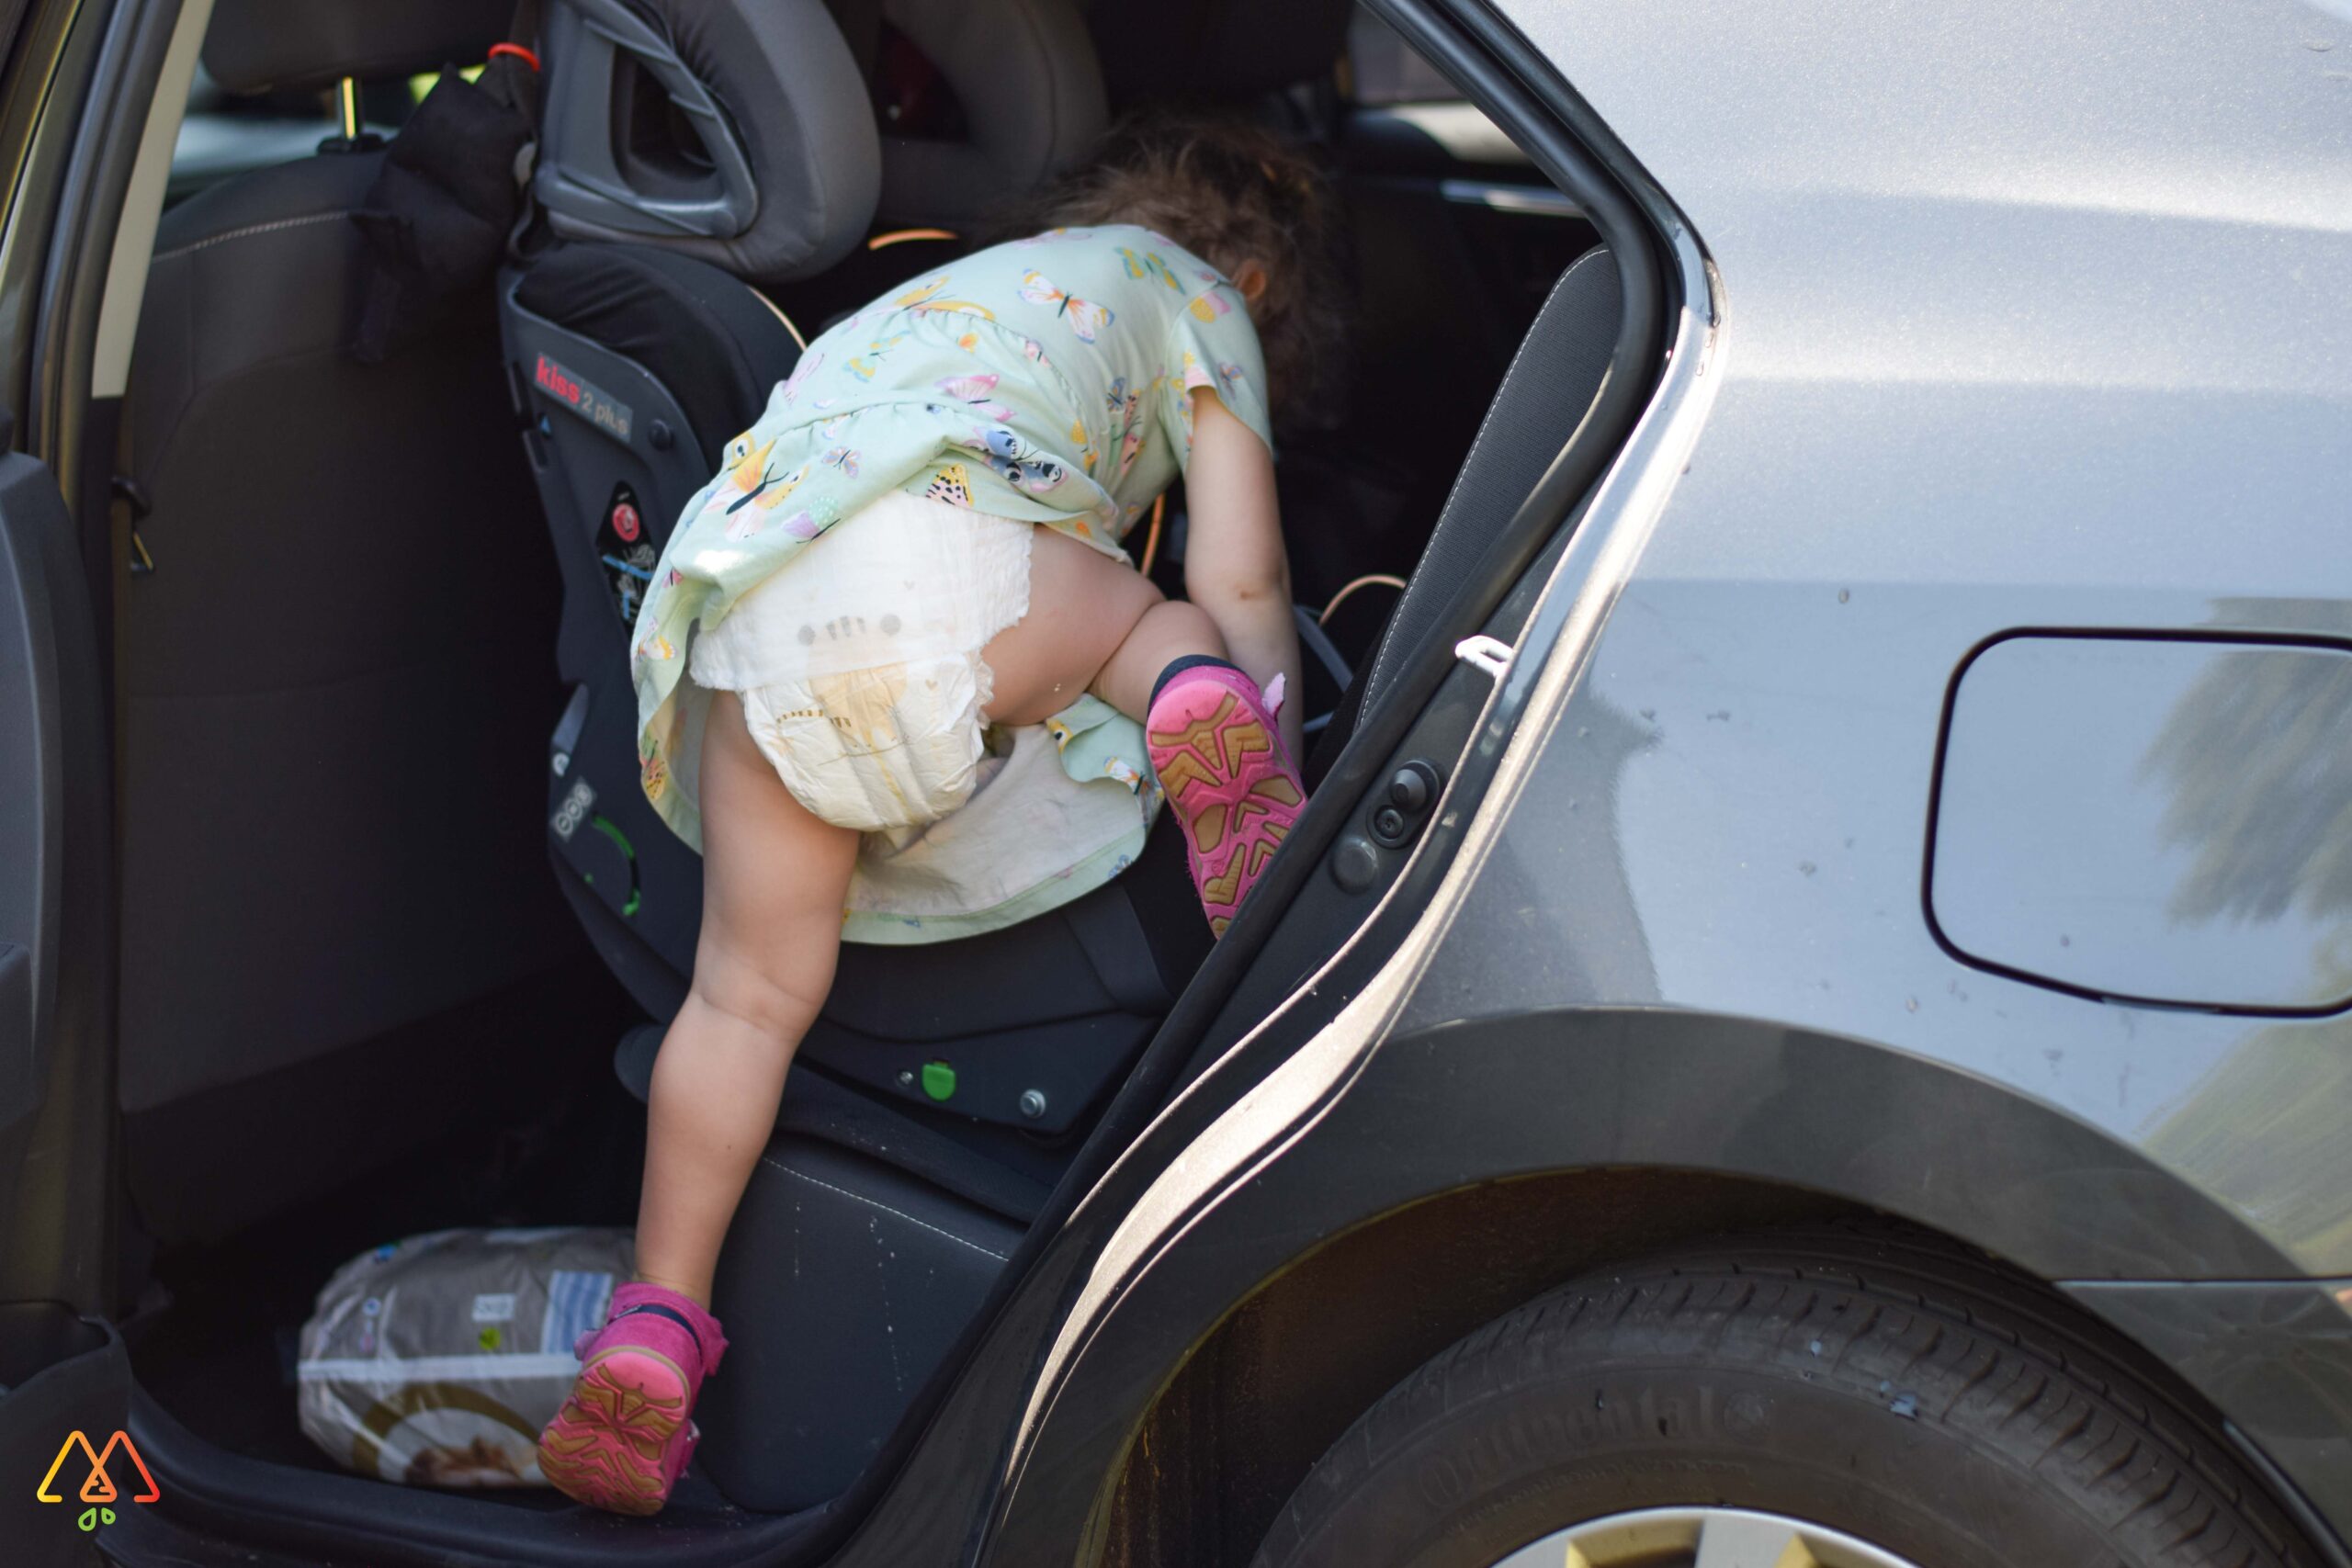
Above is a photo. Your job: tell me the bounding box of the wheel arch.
[1032,1007,2305,1565]
[1094,1167,1876,1568]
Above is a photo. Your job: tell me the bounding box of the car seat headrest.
[536,0,881,284]
[1085,0,1352,107]
[203,0,509,96]
[827,0,1107,228]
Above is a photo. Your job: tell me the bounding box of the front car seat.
[117,0,578,1242]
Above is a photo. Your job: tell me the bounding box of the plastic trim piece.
[91,0,213,400]
[535,0,761,241]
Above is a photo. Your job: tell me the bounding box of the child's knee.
[1149,598,1227,659]
[688,942,832,1044]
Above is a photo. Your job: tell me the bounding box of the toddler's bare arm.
[1182,389,1303,759]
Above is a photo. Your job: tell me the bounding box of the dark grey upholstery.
[1360,247,1621,711]
[829,0,1107,226]
[119,144,576,1236]
[203,0,510,95]
[699,1135,1022,1511]
[1082,0,1352,107]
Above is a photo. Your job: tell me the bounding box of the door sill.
[123,1384,831,1568]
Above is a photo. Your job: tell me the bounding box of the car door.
[0,441,126,1568]
[0,0,151,1560]
[0,435,100,1235]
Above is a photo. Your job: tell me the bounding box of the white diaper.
[688,490,1033,832]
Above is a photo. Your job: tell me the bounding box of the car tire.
[1251,1226,2320,1568]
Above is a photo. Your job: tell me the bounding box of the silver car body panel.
[1442,0,2352,1274]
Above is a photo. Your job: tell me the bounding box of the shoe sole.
[1148,687,1303,936]
[537,1347,691,1517]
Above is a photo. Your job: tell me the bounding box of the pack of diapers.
[298,1227,631,1487]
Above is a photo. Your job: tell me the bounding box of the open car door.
[0,0,140,1528]
[0,427,127,1568]
[0,434,85,1197]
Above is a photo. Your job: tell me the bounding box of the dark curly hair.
[1008,113,1345,430]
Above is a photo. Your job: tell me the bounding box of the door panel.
[0,437,107,1313]
[0,447,120,1568]
[0,449,86,1153]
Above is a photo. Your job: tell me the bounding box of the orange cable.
[1137,495,1166,576]
[747,287,807,351]
[1318,573,1408,626]
[867,228,958,250]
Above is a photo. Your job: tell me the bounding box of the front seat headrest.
[535,0,882,285]
[203,0,510,96]
[828,0,1108,228]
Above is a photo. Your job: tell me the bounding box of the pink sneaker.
[537,1283,727,1516]
[1146,661,1305,937]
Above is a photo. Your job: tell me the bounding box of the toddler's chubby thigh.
[982,526,1162,727]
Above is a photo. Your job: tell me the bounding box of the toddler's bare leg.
[634,690,860,1306]
[983,525,1226,726]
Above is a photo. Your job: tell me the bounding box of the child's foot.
[537,1283,727,1516]
[1146,660,1305,937]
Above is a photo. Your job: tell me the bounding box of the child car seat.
[500,0,1209,1142]
[498,0,1201,1508]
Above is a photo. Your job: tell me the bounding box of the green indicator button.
[920,1061,956,1101]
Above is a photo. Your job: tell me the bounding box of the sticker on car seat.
[550,779,595,841]
[597,480,659,626]
[532,352,633,443]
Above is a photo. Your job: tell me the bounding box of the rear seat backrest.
[119,2,573,1243]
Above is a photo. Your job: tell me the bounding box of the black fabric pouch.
[349,57,538,364]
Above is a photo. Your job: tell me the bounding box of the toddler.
[537,117,1340,1514]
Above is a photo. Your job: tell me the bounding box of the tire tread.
[1251,1224,2319,1568]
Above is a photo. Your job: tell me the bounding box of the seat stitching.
[151,210,349,265]
[1367,245,1615,696]
[1423,247,1613,543]
[758,1156,1013,1261]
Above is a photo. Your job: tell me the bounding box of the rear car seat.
[504,0,1193,1509]
[117,0,575,1243]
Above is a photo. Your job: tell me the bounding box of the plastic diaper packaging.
[298,1227,632,1487]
